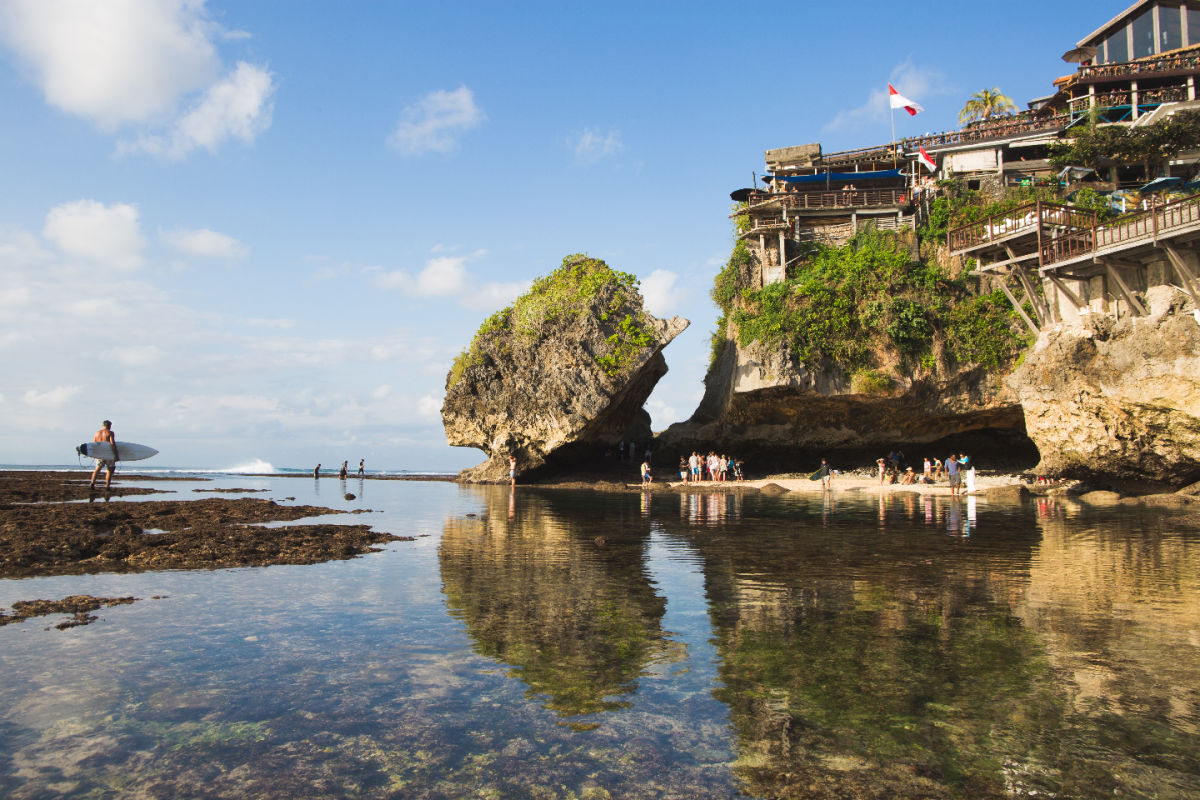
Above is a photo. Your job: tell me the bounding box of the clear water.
[1,478,1198,799]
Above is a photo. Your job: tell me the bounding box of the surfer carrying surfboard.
[88,420,119,490]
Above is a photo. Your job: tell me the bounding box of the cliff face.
[1012,287,1200,486]
[442,256,688,482]
[660,331,1033,469]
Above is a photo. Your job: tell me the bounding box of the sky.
[0,0,1123,471]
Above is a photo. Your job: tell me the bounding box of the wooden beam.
[1015,267,1052,325]
[1047,273,1087,313]
[1100,259,1147,316]
[1161,244,1200,310]
[994,277,1041,335]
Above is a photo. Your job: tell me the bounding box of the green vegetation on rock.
[449,254,656,388]
[716,227,1030,377]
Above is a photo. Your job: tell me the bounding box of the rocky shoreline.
[0,471,410,581]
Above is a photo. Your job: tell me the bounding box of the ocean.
[1,472,1198,798]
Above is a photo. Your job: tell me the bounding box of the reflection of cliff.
[656,494,1060,798]
[439,487,669,718]
[1021,504,1200,775]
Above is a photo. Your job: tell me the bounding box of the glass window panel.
[1132,9,1155,58]
[1107,28,1129,63]
[1162,5,1182,50]
[1190,8,1200,45]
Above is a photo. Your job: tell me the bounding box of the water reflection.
[439,487,672,720]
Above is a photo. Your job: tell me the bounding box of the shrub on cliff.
[720,227,1029,376]
[448,254,655,387]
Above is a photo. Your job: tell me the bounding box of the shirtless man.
[89,420,119,489]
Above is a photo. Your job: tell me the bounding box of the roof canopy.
[764,169,904,185]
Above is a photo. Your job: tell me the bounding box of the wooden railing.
[816,114,1070,167]
[948,201,1096,253]
[1040,192,1200,266]
[1076,53,1200,81]
[742,187,909,213]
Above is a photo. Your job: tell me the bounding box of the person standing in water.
[88,420,119,489]
[358,459,365,477]
[509,454,517,486]
[338,461,348,479]
[816,458,833,491]
[313,464,321,478]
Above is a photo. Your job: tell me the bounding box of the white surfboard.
[77,441,158,462]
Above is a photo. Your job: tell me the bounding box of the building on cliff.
[735,0,1200,325]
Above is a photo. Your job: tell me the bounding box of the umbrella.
[1058,166,1095,182]
[1062,45,1099,63]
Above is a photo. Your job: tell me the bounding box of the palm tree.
[959,88,1018,124]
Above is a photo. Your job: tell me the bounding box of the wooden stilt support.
[1162,244,1200,310]
[995,276,1040,335]
[1015,267,1052,325]
[1047,273,1087,313]
[1100,259,1146,316]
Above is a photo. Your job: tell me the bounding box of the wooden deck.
[740,188,909,215]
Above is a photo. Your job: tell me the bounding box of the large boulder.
[1011,291,1200,487]
[442,255,688,482]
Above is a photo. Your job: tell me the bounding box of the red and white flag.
[889,84,923,116]
[918,146,936,172]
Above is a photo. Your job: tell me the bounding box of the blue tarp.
[764,169,904,185]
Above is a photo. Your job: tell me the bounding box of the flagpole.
[890,105,897,168]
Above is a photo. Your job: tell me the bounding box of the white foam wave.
[221,459,275,474]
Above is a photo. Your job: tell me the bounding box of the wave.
[217,459,276,474]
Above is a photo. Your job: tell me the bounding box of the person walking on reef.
[817,458,833,491]
[641,458,653,486]
[338,461,348,479]
[358,459,365,478]
[313,463,321,478]
[88,420,119,489]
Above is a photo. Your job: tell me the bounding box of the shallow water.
[1,478,1198,799]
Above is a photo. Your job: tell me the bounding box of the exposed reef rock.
[659,333,1034,470]
[442,255,688,482]
[1012,288,1200,487]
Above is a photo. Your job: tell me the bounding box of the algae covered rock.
[442,255,688,482]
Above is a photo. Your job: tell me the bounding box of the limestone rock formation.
[1011,287,1200,487]
[442,255,688,482]
[659,331,1033,469]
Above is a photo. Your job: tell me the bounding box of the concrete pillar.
[1132,79,1139,120]
[1190,75,1196,101]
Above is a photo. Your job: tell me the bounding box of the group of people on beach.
[876,450,973,495]
[677,452,744,483]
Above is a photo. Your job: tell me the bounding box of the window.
[1162,4,1183,50]
[1132,9,1155,58]
[1190,8,1200,45]
[1107,27,1129,63]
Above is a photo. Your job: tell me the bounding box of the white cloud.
[573,128,623,164]
[0,0,272,158]
[43,199,145,270]
[162,226,248,260]
[371,385,392,400]
[825,58,949,133]
[370,251,527,311]
[108,345,162,367]
[0,0,218,129]
[640,269,682,316]
[389,86,484,155]
[129,62,274,159]
[417,393,442,420]
[23,385,82,409]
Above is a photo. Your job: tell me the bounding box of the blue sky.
[0,0,1118,471]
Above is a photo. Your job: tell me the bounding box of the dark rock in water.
[442,255,688,483]
[344,493,356,501]
[984,485,1029,502]
[759,483,787,495]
